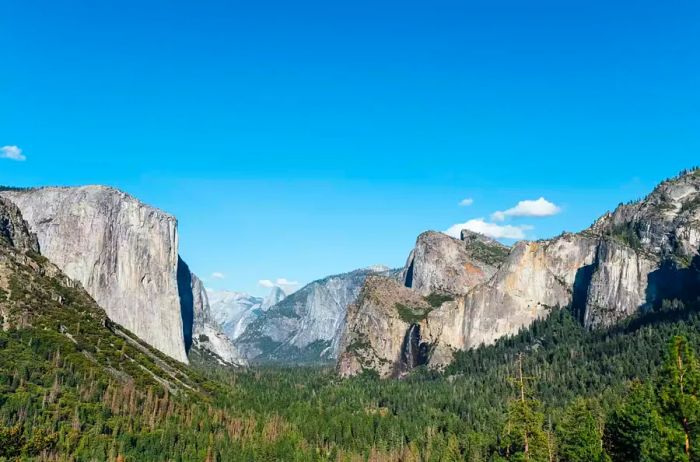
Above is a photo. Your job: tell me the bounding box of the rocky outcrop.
[338,169,700,378]
[402,230,510,296]
[0,200,212,395]
[235,266,394,363]
[209,290,264,342]
[339,230,515,378]
[178,261,245,366]
[262,286,286,311]
[338,276,437,378]
[580,239,657,326]
[450,234,599,353]
[0,196,39,253]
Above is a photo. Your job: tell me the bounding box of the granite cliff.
[0,196,210,395]
[0,186,240,365]
[339,169,700,377]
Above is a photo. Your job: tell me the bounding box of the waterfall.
[395,324,430,377]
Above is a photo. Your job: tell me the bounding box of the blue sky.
[1,0,698,295]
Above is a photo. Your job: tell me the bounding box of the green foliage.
[467,239,511,266]
[395,302,433,323]
[607,222,643,250]
[425,292,454,307]
[680,196,700,214]
[605,336,700,462]
[557,398,606,462]
[5,223,700,461]
[499,389,551,461]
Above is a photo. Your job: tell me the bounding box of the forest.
[0,288,700,461]
[2,247,700,461]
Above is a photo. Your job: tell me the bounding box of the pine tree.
[499,354,550,461]
[557,397,605,462]
[656,336,700,461]
[605,336,700,462]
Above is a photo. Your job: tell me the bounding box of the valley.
[0,169,699,460]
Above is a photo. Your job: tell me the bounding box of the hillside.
[3,185,700,459]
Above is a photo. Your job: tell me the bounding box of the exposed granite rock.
[338,169,700,378]
[209,290,264,341]
[402,230,509,296]
[188,272,246,366]
[262,286,286,311]
[0,186,188,362]
[0,197,39,253]
[581,169,700,323]
[591,169,700,259]
[175,258,245,366]
[338,275,432,378]
[457,234,598,349]
[581,239,657,327]
[235,266,394,363]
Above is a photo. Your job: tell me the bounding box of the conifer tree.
[499,354,550,461]
[557,397,606,462]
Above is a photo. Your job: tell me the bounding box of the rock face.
[402,230,509,296]
[179,261,246,366]
[0,186,188,363]
[337,276,436,378]
[262,286,286,310]
[0,196,39,253]
[208,290,265,341]
[338,169,700,378]
[339,231,512,378]
[235,266,394,363]
[0,186,246,365]
[0,199,211,396]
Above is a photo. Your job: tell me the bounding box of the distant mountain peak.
[262,286,287,311]
[364,264,391,273]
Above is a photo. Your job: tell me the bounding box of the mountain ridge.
[338,168,700,377]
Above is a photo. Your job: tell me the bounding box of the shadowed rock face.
[395,324,431,378]
[0,186,244,365]
[176,258,245,366]
[339,169,700,378]
[188,270,247,366]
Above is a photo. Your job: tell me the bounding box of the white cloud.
[445,218,532,240]
[458,198,474,206]
[1,146,26,161]
[258,277,301,293]
[211,272,226,280]
[491,197,560,221]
